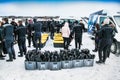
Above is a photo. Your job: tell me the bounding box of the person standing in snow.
[16,20,27,57]
[3,18,16,62]
[33,18,42,52]
[96,18,114,64]
[61,22,70,50]
[26,19,34,47]
[71,20,83,50]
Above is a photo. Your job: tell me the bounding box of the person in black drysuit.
[3,18,16,62]
[16,20,27,57]
[92,23,100,52]
[50,20,55,39]
[26,19,34,47]
[10,18,18,43]
[33,19,42,52]
[71,20,84,50]
[96,18,114,64]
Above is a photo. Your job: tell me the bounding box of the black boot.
[6,59,13,62]
[18,54,23,57]
[13,57,16,60]
[96,60,103,64]
[92,49,98,52]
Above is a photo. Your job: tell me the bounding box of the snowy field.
[0,33,120,80]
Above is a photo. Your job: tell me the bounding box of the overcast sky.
[0,1,119,17]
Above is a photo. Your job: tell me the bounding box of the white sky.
[0,2,119,17]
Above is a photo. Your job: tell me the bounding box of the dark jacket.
[16,25,26,39]
[26,23,34,35]
[33,21,42,37]
[3,23,14,41]
[99,24,114,44]
[72,24,83,38]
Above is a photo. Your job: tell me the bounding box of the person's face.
[80,21,82,23]
[2,20,5,24]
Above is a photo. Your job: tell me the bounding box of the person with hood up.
[61,22,70,50]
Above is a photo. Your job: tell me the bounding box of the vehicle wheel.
[110,41,117,54]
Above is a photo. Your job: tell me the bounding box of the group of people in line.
[0,17,115,64]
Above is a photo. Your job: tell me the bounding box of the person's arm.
[82,23,86,32]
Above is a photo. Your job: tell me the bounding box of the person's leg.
[11,42,16,59]
[32,35,35,47]
[18,40,23,57]
[107,44,112,58]
[0,44,5,60]
[68,37,71,46]
[6,41,13,61]
[35,37,39,52]
[3,41,7,54]
[93,36,99,52]
[38,36,41,50]
[51,32,54,39]
[66,38,69,50]
[15,32,18,42]
[23,38,27,55]
[78,37,82,50]
[75,38,77,49]
[63,37,66,49]
[103,44,110,63]
[28,35,31,47]
[96,41,104,63]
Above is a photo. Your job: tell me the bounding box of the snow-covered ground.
[0,33,120,80]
